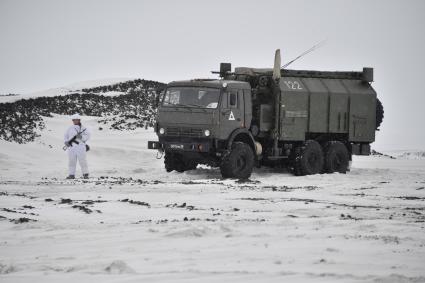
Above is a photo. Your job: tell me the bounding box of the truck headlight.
[204,129,210,137]
[159,128,165,135]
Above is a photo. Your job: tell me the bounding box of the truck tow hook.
[156,150,164,159]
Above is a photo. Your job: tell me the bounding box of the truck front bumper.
[147,141,162,150]
[147,140,211,153]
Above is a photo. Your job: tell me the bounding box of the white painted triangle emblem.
[229,111,235,121]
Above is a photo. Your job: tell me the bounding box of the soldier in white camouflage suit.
[64,114,90,179]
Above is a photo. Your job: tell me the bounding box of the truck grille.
[166,127,203,137]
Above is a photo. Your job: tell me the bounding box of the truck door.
[219,88,244,139]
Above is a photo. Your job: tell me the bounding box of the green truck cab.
[148,53,383,179]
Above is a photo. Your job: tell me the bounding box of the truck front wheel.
[220,142,254,180]
[164,152,196,173]
[165,152,183,172]
[323,141,350,173]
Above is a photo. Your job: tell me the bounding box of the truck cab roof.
[167,79,251,90]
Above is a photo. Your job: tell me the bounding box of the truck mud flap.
[351,143,370,155]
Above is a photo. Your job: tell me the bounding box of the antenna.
[282,39,327,69]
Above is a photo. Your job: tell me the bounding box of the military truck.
[148,50,383,179]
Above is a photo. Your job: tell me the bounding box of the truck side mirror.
[154,93,160,108]
[155,87,165,108]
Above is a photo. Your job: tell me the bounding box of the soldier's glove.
[64,141,71,147]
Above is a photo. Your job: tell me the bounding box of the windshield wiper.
[164,103,210,112]
[185,104,208,112]
[165,103,194,112]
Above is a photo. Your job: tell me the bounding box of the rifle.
[63,128,87,150]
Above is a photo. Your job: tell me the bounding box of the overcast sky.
[1,0,424,150]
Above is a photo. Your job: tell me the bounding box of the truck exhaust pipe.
[272,49,282,156]
[273,49,281,80]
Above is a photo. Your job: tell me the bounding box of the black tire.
[164,152,197,173]
[293,140,324,176]
[323,141,350,174]
[164,152,173,172]
[376,98,384,130]
[164,152,185,172]
[220,142,254,180]
[185,159,198,171]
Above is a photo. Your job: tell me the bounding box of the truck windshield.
[162,87,220,109]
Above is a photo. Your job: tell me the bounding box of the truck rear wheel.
[220,142,254,180]
[323,141,349,173]
[376,98,384,130]
[293,140,324,176]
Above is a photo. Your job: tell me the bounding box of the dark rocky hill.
[0,79,165,143]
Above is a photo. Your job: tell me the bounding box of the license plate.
[169,144,184,149]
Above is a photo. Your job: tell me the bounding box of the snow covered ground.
[386,150,425,160]
[1,115,425,282]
